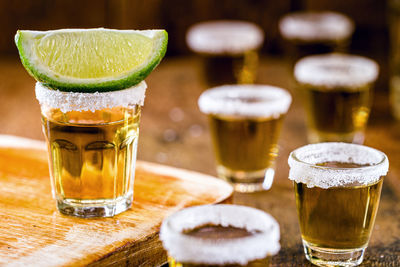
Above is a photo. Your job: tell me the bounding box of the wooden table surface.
[0,137,233,267]
[0,55,399,266]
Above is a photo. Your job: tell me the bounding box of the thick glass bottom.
[307,129,364,144]
[217,166,275,193]
[57,192,133,218]
[303,240,366,267]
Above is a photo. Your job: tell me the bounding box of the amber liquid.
[295,162,383,249]
[209,114,284,172]
[168,225,269,267]
[202,50,258,86]
[42,107,140,211]
[301,84,371,143]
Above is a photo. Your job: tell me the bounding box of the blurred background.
[0,0,388,56]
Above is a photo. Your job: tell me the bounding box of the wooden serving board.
[0,135,233,267]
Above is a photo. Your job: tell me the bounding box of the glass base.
[303,241,366,267]
[307,129,364,144]
[216,166,275,193]
[57,193,133,218]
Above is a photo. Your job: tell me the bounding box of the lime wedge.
[15,28,168,92]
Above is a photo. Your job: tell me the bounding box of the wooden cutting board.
[0,135,233,267]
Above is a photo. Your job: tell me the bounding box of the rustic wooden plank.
[0,135,233,267]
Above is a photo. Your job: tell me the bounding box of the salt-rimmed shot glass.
[198,85,292,192]
[294,53,379,144]
[186,20,264,86]
[288,142,389,266]
[36,81,146,218]
[160,204,280,266]
[279,11,354,62]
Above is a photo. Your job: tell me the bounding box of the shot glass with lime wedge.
[15,28,167,218]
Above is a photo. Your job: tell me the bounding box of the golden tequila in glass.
[36,81,146,217]
[288,142,388,266]
[186,20,264,86]
[160,204,280,267]
[279,11,354,63]
[294,53,379,144]
[209,114,284,181]
[198,85,291,192]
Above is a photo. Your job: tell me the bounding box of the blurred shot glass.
[279,11,354,63]
[294,53,379,144]
[198,84,291,192]
[186,20,264,86]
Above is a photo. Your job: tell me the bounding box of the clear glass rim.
[198,84,292,118]
[294,53,379,88]
[288,142,389,189]
[290,142,387,172]
[160,204,280,265]
[288,142,389,188]
[35,81,147,113]
[279,11,354,41]
[186,20,264,54]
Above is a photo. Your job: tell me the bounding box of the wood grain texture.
[0,135,233,267]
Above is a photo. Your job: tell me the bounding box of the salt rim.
[159,204,280,265]
[288,142,389,189]
[35,81,147,113]
[198,84,292,118]
[279,11,354,41]
[294,53,379,89]
[186,20,264,54]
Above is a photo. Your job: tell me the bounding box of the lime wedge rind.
[15,28,168,92]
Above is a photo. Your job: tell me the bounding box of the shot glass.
[36,81,146,218]
[288,142,389,266]
[294,53,379,144]
[279,11,354,63]
[198,85,292,192]
[160,204,280,267]
[186,20,264,86]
